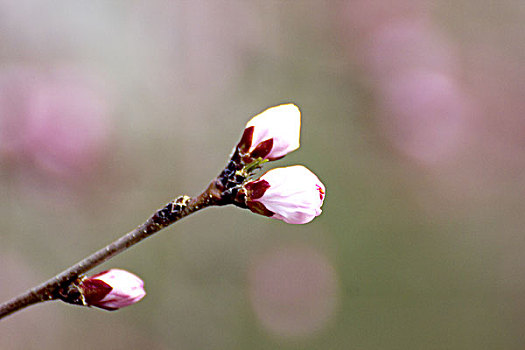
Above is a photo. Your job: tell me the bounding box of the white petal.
[253,165,325,224]
[96,269,146,309]
[245,104,301,159]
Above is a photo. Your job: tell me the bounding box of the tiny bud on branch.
[66,269,147,311]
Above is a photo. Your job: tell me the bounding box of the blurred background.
[1,1,524,349]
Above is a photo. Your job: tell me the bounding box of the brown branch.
[0,181,223,320]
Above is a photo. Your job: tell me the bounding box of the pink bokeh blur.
[0,65,112,183]
[341,1,472,166]
[339,0,525,213]
[248,245,338,338]
[376,69,471,164]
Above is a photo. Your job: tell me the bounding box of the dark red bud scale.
[80,279,113,304]
[250,138,273,159]
[237,126,254,153]
[244,179,271,200]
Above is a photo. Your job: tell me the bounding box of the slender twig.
[0,141,255,321]
[0,103,316,321]
[0,180,224,320]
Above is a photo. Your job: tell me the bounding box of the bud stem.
[0,183,221,320]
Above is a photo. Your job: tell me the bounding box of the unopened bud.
[237,104,301,161]
[243,165,326,224]
[79,269,146,311]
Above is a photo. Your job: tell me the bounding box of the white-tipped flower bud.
[79,269,146,311]
[237,104,301,160]
[243,165,326,224]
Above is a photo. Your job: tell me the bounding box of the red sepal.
[237,126,254,153]
[81,279,113,304]
[250,138,273,159]
[244,179,271,200]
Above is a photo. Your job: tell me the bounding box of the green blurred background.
[1,1,524,349]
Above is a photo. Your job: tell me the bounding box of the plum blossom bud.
[243,165,326,224]
[237,104,301,160]
[79,269,146,311]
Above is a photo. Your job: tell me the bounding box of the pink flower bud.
[237,104,301,160]
[79,269,146,311]
[243,165,326,224]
